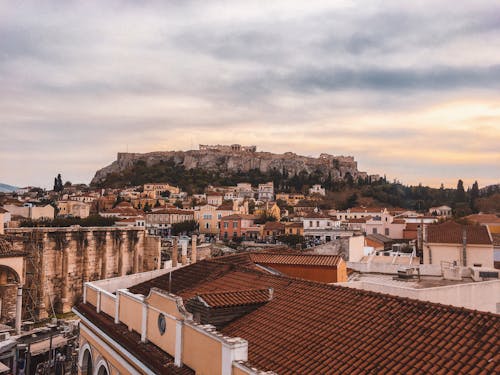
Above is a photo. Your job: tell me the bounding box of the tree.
[470,180,479,212]
[143,202,152,212]
[53,174,63,192]
[154,199,161,208]
[171,220,198,236]
[277,234,305,249]
[455,179,466,203]
[173,200,183,209]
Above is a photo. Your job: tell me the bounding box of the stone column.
[61,233,71,313]
[172,238,178,267]
[191,235,197,264]
[181,241,187,265]
[15,286,22,334]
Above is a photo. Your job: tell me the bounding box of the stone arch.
[94,358,110,375]
[78,343,93,375]
[0,265,21,285]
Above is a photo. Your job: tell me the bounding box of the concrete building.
[145,209,194,236]
[57,200,91,218]
[219,214,257,240]
[424,221,494,268]
[3,203,54,220]
[428,205,452,217]
[257,182,274,201]
[308,184,326,196]
[143,183,180,199]
[73,252,499,374]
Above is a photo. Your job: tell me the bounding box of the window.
[217,214,222,219]
[316,221,320,227]
[205,223,210,229]
[203,214,212,220]
[309,221,313,227]
[224,222,229,229]
[385,228,389,236]
[233,221,238,228]
[158,313,166,335]
[372,228,377,234]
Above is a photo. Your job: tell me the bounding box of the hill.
[91,147,371,190]
[0,183,19,193]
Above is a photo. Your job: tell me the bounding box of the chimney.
[181,241,188,265]
[191,235,197,263]
[172,238,178,267]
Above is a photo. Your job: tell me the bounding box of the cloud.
[0,0,499,188]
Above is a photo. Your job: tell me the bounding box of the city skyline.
[1,0,499,188]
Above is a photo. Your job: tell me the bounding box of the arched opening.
[81,349,93,375]
[0,265,21,325]
[95,361,109,375]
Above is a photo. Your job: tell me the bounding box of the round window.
[158,313,166,335]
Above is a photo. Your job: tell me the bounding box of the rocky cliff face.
[91,149,367,185]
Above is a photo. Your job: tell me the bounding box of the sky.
[0,0,499,189]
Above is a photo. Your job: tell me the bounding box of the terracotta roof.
[286,222,303,228]
[197,288,272,308]
[216,202,234,211]
[263,222,285,231]
[465,214,500,225]
[427,221,492,245]
[221,214,256,220]
[250,253,343,267]
[348,216,371,223]
[148,209,194,215]
[392,219,406,224]
[128,258,500,374]
[366,233,393,244]
[206,191,224,196]
[349,206,384,213]
[303,212,331,219]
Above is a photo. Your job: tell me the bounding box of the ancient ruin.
[4,227,160,321]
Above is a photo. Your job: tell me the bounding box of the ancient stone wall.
[5,227,160,320]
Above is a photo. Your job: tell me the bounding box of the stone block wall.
[6,227,160,320]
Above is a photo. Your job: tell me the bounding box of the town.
[0,144,498,374]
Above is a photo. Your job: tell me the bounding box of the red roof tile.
[127,258,500,374]
[427,222,492,245]
[250,253,343,267]
[197,288,272,308]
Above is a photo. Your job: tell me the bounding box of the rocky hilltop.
[91,145,368,186]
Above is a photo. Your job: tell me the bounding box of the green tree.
[173,200,183,209]
[470,181,479,212]
[455,179,466,202]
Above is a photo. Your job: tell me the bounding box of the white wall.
[341,279,500,314]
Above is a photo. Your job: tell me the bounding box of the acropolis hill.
[91,144,368,186]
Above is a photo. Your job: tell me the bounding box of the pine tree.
[455,179,466,202]
[470,181,479,212]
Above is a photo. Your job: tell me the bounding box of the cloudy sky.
[1,0,499,189]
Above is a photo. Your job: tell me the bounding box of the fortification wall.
[5,227,161,320]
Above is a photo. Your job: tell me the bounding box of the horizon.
[1,1,499,189]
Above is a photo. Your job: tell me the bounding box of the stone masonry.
[5,227,161,320]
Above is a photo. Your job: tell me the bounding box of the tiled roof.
[148,209,194,215]
[427,221,492,245]
[348,217,371,223]
[466,214,500,224]
[216,202,234,211]
[221,214,256,220]
[392,218,406,224]
[263,222,285,230]
[128,258,500,374]
[303,212,330,219]
[366,233,394,244]
[76,303,194,375]
[197,288,272,308]
[250,253,343,267]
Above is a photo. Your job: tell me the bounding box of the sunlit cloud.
[0,0,499,189]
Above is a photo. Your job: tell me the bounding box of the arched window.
[78,345,93,375]
[94,360,109,375]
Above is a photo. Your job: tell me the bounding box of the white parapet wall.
[91,266,181,293]
[340,279,500,314]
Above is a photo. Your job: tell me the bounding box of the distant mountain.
[0,183,19,193]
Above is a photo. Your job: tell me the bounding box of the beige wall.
[119,294,143,333]
[425,243,494,268]
[183,325,222,375]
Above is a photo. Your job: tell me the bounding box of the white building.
[258,182,274,201]
[309,184,326,196]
